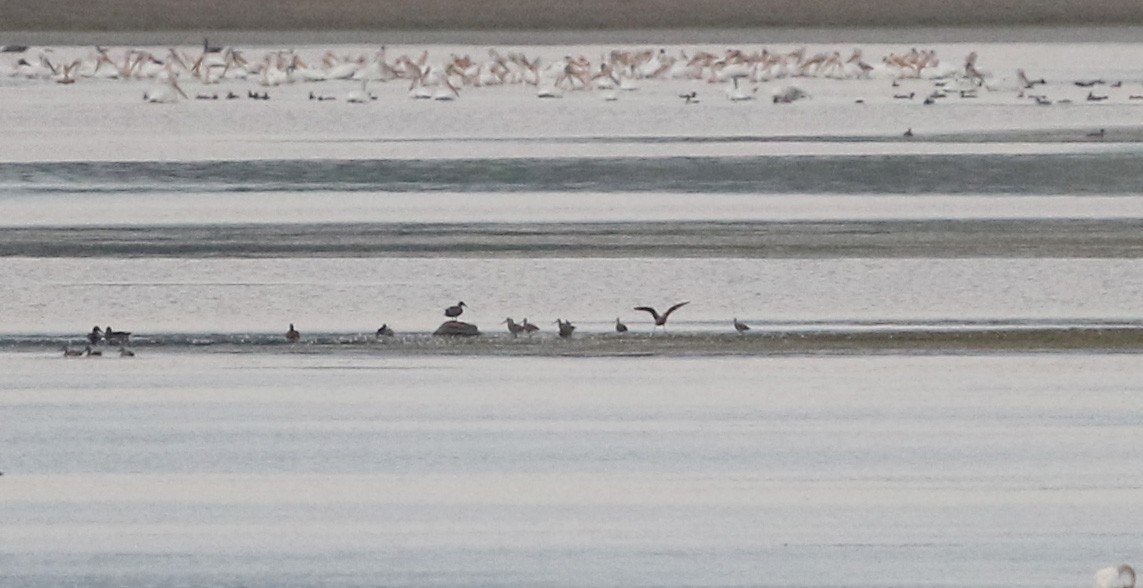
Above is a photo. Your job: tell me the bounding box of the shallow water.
[2,352,1142,587]
[2,34,1143,586]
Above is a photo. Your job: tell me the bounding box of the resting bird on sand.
[286,323,300,343]
[615,318,628,333]
[634,301,689,333]
[1094,564,1135,588]
[734,318,750,334]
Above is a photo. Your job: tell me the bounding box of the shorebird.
[376,324,394,337]
[87,326,103,345]
[521,318,539,335]
[286,323,300,343]
[615,318,628,333]
[734,318,750,334]
[444,301,467,318]
[502,318,524,338]
[634,301,689,333]
[1094,564,1135,588]
[555,319,575,338]
[903,128,914,137]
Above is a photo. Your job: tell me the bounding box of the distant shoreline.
[5,25,1143,47]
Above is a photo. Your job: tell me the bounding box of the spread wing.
[662,301,690,319]
[633,306,659,320]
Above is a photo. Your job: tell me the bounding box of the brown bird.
[286,323,300,343]
[633,301,689,333]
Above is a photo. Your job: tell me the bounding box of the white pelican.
[143,76,187,103]
[286,323,300,343]
[347,80,373,103]
[1094,564,1135,588]
[433,79,460,101]
[726,76,756,101]
[634,301,689,332]
[444,301,467,318]
[734,318,750,333]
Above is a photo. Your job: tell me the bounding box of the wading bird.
[503,318,524,338]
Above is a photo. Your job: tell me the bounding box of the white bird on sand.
[1094,564,1135,588]
[726,76,756,101]
[347,80,373,103]
[634,301,689,333]
[143,76,188,103]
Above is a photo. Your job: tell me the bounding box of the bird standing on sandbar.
[503,318,524,338]
[634,301,689,333]
[734,318,750,334]
[615,318,628,333]
[444,301,467,318]
[286,323,300,343]
[555,319,575,338]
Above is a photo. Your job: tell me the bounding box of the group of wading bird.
[280,300,754,343]
[6,41,1088,105]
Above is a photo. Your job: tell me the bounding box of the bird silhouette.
[633,301,689,332]
[444,301,467,318]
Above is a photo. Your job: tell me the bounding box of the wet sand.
[3,0,1143,34]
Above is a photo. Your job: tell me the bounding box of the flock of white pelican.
[5,42,1010,104]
